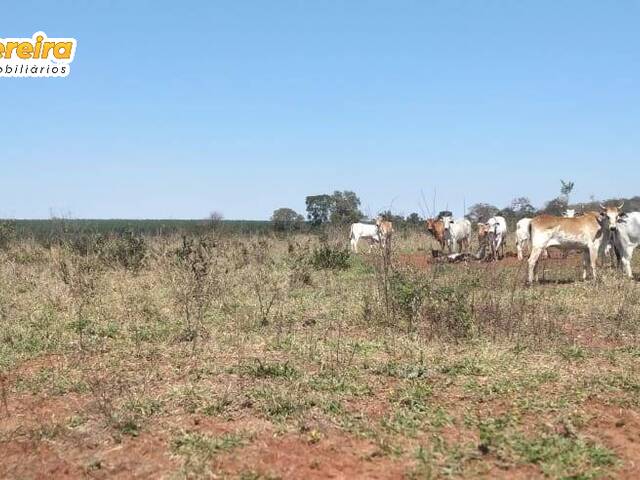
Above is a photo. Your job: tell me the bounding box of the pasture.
[1,227,639,479]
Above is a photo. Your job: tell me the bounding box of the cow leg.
[620,246,635,278]
[528,247,544,283]
[581,249,590,280]
[517,241,523,261]
[588,245,598,280]
[351,236,359,253]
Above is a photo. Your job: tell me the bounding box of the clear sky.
[2,1,638,219]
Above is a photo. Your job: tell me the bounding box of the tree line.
[271,181,640,231]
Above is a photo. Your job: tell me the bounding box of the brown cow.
[527,206,617,283]
[375,216,394,249]
[425,218,446,250]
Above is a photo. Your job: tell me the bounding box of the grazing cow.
[425,218,446,250]
[527,209,613,284]
[441,216,472,253]
[609,209,639,278]
[349,217,393,253]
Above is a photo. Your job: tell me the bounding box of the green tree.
[510,197,536,217]
[379,210,405,226]
[271,208,304,231]
[329,191,362,225]
[305,195,333,226]
[542,197,568,216]
[406,212,423,226]
[560,179,575,204]
[466,203,499,224]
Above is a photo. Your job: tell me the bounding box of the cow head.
[425,218,445,245]
[599,203,625,231]
[441,216,454,231]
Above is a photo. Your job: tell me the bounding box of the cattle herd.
[350,204,640,283]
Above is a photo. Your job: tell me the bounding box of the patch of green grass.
[438,357,487,377]
[14,366,88,396]
[171,430,245,456]
[559,344,589,361]
[239,360,299,380]
[391,381,433,413]
[513,433,617,478]
[250,386,311,421]
[373,360,430,379]
[308,370,372,396]
[171,430,248,477]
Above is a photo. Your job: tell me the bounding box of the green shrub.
[310,244,350,270]
[0,221,16,249]
[99,231,147,272]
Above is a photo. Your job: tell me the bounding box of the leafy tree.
[560,179,575,204]
[305,195,333,226]
[542,197,568,216]
[271,208,304,231]
[510,197,536,218]
[379,210,405,227]
[466,203,499,224]
[329,191,362,225]
[207,211,224,231]
[406,212,423,226]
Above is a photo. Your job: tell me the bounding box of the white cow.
[349,223,380,253]
[441,216,472,253]
[349,217,393,253]
[564,209,576,218]
[611,211,640,278]
[485,216,508,259]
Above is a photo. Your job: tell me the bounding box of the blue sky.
[2,1,638,219]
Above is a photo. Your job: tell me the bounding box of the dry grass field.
[1,229,639,479]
